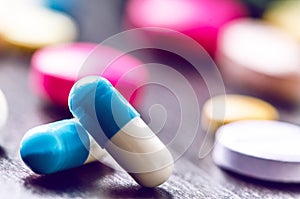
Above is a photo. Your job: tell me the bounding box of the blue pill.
[43,0,79,13]
[20,119,106,174]
[68,76,174,187]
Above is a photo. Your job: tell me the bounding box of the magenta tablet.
[30,42,147,107]
[125,0,248,55]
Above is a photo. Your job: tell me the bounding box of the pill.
[30,42,147,107]
[0,2,77,50]
[68,76,174,187]
[216,19,300,103]
[0,89,8,129]
[201,94,279,133]
[125,0,248,55]
[213,120,300,182]
[42,0,77,13]
[264,0,300,42]
[20,119,107,174]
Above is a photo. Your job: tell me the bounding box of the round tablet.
[0,89,8,129]
[125,0,248,55]
[201,95,278,133]
[264,0,300,42]
[30,42,147,107]
[0,2,77,50]
[216,19,300,103]
[213,120,300,182]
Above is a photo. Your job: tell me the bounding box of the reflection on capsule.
[20,119,106,174]
[68,76,174,187]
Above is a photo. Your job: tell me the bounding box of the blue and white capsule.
[68,76,174,187]
[20,119,106,174]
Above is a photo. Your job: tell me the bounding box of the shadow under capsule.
[104,185,173,199]
[0,147,7,159]
[23,160,173,198]
[23,161,115,194]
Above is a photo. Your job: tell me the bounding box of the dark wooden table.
[1,1,300,198]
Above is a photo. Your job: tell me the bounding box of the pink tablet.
[30,42,147,107]
[125,0,248,55]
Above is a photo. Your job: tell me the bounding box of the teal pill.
[20,119,91,174]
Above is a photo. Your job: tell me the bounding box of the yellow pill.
[201,95,279,133]
[264,0,300,42]
[0,2,77,50]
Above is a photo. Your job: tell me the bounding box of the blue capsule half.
[20,119,105,174]
[68,76,139,146]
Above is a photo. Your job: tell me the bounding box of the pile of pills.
[0,0,298,187]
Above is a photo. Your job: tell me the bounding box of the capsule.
[20,119,106,174]
[68,76,174,187]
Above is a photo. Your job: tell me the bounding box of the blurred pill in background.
[42,0,77,13]
[30,42,147,108]
[213,120,300,183]
[20,119,107,174]
[201,94,278,133]
[0,2,77,50]
[264,0,300,43]
[125,0,248,56]
[0,89,8,130]
[216,18,300,103]
[42,0,125,43]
